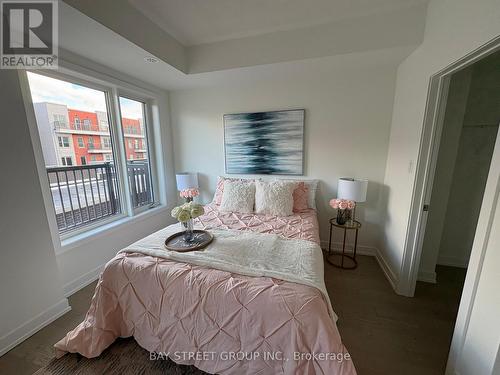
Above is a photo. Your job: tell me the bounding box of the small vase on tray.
[171,201,205,244]
[182,218,194,242]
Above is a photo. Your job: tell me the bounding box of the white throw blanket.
[119,224,337,321]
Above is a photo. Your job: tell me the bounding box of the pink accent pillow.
[214,176,255,205]
[293,182,309,212]
[214,177,225,205]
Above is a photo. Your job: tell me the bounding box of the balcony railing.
[74,122,92,131]
[47,161,153,233]
[127,160,153,208]
[53,122,69,131]
[52,120,68,129]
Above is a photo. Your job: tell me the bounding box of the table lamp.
[337,178,368,225]
[176,173,199,202]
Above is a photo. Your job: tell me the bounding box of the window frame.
[21,66,164,242]
[58,136,69,147]
[62,156,73,166]
[116,91,160,215]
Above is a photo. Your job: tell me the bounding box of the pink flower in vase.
[180,188,199,199]
[338,200,348,210]
[347,200,356,210]
[329,199,339,209]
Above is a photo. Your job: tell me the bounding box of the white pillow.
[255,180,296,217]
[219,180,255,213]
[273,178,318,210]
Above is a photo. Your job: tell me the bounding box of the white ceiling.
[59,2,416,91]
[128,0,428,46]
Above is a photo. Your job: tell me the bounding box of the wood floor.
[0,255,465,375]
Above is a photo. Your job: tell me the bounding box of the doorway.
[417,51,500,285]
[400,39,500,374]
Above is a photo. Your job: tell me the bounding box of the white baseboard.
[321,240,397,291]
[63,262,105,298]
[0,263,104,357]
[437,255,468,269]
[373,248,398,291]
[418,270,437,283]
[0,298,71,357]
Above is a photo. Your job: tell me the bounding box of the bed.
[55,200,357,374]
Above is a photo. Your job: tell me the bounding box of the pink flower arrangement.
[330,198,356,210]
[180,188,199,199]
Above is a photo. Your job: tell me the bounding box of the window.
[53,114,66,128]
[61,156,72,166]
[58,136,69,147]
[119,97,154,208]
[102,136,111,149]
[27,72,120,234]
[83,118,91,130]
[27,71,159,237]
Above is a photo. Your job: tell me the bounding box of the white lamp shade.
[337,178,368,202]
[176,173,199,191]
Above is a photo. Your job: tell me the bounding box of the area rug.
[34,337,207,375]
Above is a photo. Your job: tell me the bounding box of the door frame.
[398,35,500,297]
[398,35,500,374]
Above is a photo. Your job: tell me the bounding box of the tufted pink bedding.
[198,203,321,245]
[55,205,356,374]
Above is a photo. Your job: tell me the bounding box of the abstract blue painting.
[224,109,304,175]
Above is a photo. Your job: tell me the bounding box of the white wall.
[170,56,399,252]
[381,0,500,286]
[0,71,69,356]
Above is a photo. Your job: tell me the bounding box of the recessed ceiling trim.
[62,0,188,73]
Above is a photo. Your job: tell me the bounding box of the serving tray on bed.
[164,230,213,252]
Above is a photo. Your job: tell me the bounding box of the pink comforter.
[55,205,356,374]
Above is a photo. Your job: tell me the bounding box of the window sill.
[57,205,170,256]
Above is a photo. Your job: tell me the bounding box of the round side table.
[327,218,361,269]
